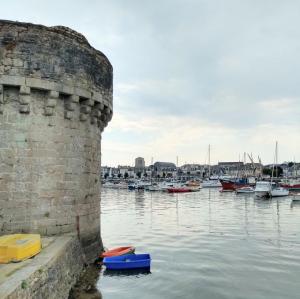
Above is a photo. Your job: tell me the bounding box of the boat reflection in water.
[103,267,151,277]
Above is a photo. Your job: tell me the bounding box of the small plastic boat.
[103,254,151,270]
[0,234,41,264]
[100,246,135,258]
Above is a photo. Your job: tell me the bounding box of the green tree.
[124,172,129,179]
[262,168,272,176]
[263,166,283,177]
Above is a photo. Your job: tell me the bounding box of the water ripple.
[99,189,300,299]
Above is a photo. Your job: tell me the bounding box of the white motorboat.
[158,181,182,192]
[255,181,289,198]
[255,181,272,198]
[236,186,255,193]
[270,186,289,197]
[202,179,222,188]
[147,183,161,191]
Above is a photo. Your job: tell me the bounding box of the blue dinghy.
[103,254,151,270]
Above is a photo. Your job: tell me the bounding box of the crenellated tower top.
[0,19,113,129]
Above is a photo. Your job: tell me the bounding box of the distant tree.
[137,171,142,179]
[162,172,166,178]
[117,173,122,178]
[143,172,148,178]
[263,166,283,177]
[104,173,109,179]
[288,162,294,168]
[124,172,129,179]
[274,166,283,177]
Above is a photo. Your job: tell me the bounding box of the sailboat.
[255,142,289,198]
[202,145,222,188]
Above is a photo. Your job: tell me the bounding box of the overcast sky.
[2,0,300,166]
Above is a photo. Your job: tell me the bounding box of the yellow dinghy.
[0,234,41,264]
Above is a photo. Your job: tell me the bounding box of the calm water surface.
[97,188,300,299]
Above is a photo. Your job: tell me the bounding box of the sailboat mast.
[275,141,278,177]
[208,144,211,178]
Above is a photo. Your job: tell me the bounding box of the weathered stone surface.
[0,20,113,262]
[0,236,86,299]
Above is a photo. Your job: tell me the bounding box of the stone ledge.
[0,234,85,299]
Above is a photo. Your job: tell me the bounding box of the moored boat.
[255,181,289,198]
[186,180,201,187]
[235,186,255,193]
[202,179,222,188]
[220,178,249,191]
[103,253,151,270]
[100,246,135,258]
[167,187,192,193]
[147,183,161,191]
[270,186,289,197]
[255,181,272,198]
[279,179,300,191]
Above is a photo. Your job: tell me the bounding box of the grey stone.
[0,20,113,263]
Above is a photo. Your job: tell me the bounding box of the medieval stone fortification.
[0,20,113,261]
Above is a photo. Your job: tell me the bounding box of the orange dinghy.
[100,246,135,258]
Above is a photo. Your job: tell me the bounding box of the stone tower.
[0,20,113,260]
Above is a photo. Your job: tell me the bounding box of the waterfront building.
[180,164,203,177]
[153,161,177,178]
[135,157,145,174]
[218,161,244,176]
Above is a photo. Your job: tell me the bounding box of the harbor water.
[97,188,300,299]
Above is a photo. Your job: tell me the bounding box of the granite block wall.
[0,20,113,261]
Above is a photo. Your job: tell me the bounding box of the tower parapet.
[0,20,113,261]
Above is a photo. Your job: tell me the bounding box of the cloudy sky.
[2,0,300,166]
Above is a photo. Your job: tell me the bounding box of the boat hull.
[236,187,254,193]
[202,180,222,188]
[279,183,300,191]
[100,246,135,258]
[220,179,249,191]
[270,188,289,197]
[103,254,151,270]
[167,188,192,193]
[255,191,270,198]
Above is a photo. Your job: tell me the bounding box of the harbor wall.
[0,235,85,299]
[0,20,113,262]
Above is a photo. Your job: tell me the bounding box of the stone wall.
[0,236,86,299]
[0,20,113,262]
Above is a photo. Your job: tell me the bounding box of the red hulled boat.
[167,187,192,193]
[219,178,249,191]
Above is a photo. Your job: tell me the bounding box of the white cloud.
[2,0,300,165]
